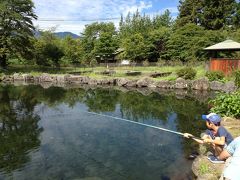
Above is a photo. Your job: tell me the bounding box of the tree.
[200,0,237,30]
[177,0,238,30]
[0,0,37,68]
[61,36,85,66]
[163,23,226,62]
[34,30,64,67]
[81,22,117,64]
[176,0,202,27]
[93,32,118,59]
[153,9,173,28]
[122,33,149,62]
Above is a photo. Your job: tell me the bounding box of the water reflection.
[0,85,42,173]
[0,84,210,179]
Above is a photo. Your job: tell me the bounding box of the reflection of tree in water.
[84,88,119,112]
[119,91,171,122]
[0,86,43,172]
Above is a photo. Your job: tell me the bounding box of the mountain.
[54,32,79,39]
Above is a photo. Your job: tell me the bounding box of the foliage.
[122,33,149,61]
[142,60,149,67]
[176,67,197,80]
[61,36,85,66]
[234,70,240,88]
[90,59,98,68]
[156,58,166,67]
[0,0,37,68]
[206,71,225,82]
[93,31,119,59]
[81,22,117,61]
[33,31,64,67]
[177,0,239,30]
[119,10,172,62]
[164,23,227,62]
[210,91,240,118]
[176,0,202,27]
[199,162,210,175]
[200,0,237,30]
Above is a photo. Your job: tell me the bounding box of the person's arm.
[204,136,225,145]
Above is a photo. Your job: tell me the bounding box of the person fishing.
[88,111,233,161]
[184,113,233,161]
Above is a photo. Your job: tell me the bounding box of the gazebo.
[204,39,240,75]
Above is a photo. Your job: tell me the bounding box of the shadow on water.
[0,84,211,179]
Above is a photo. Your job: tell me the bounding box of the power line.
[37,17,121,22]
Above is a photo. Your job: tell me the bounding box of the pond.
[0,84,210,180]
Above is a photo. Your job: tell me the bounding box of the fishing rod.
[87,111,203,141]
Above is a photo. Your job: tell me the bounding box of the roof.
[204,39,240,50]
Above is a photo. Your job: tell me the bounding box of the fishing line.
[87,111,202,141]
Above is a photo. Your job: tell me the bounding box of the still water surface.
[0,84,209,180]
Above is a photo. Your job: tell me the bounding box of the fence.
[210,58,240,75]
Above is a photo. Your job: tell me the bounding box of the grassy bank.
[0,64,207,80]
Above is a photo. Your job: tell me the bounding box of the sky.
[32,0,179,35]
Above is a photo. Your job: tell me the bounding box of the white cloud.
[33,0,153,34]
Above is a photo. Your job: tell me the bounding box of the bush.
[142,60,149,67]
[206,71,224,82]
[156,58,166,67]
[209,91,240,118]
[176,67,197,80]
[234,70,240,88]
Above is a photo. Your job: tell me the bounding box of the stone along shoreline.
[0,73,238,92]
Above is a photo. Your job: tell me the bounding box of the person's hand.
[203,138,213,143]
[183,133,193,138]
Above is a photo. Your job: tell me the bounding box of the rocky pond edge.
[0,73,238,93]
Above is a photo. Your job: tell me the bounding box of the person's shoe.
[207,154,215,160]
[208,156,225,164]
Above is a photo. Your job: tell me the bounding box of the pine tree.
[176,0,202,27]
[177,0,238,30]
[200,0,236,30]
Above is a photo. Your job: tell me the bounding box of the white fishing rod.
[87,111,202,140]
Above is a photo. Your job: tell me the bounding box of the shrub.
[156,58,166,67]
[176,67,197,80]
[142,60,149,67]
[234,70,240,88]
[209,91,240,118]
[206,71,224,82]
[90,59,98,67]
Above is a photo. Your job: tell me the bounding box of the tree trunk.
[0,54,7,69]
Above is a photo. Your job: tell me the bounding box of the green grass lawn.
[2,64,234,81]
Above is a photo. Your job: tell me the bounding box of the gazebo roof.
[204,39,240,50]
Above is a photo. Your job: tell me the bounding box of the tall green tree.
[61,36,85,66]
[0,0,37,68]
[81,22,116,62]
[176,0,202,27]
[163,23,226,62]
[177,0,239,30]
[122,33,149,62]
[200,0,237,30]
[93,32,118,59]
[34,31,64,67]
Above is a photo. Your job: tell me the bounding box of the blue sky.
[33,0,179,34]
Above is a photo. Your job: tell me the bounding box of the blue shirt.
[205,126,233,145]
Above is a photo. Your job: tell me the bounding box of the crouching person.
[218,136,240,180]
